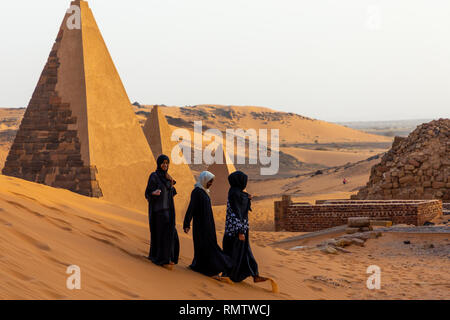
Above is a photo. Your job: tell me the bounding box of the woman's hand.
[184,227,190,234]
[152,189,162,196]
[238,233,246,241]
[248,194,253,200]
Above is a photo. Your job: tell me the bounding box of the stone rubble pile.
[355,119,449,201]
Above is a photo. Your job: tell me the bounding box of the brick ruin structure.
[354,119,449,201]
[275,196,442,232]
[2,1,156,212]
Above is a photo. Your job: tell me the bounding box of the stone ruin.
[355,119,449,201]
[274,196,442,232]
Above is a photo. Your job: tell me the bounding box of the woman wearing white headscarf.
[183,171,232,279]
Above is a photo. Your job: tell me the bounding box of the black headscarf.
[228,171,248,191]
[157,154,169,170]
[156,154,171,182]
[228,171,251,212]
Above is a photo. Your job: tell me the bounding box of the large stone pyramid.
[208,148,237,206]
[143,105,195,214]
[355,119,449,201]
[2,0,156,212]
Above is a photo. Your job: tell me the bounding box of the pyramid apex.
[2,0,156,212]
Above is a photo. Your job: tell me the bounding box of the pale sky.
[0,0,449,122]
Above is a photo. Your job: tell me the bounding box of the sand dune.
[0,173,448,300]
[281,147,384,167]
[0,174,351,300]
[135,105,392,144]
[0,144,9,170]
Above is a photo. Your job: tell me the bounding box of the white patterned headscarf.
[195,171,215,195]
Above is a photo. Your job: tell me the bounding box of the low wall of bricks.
[275,196,443,232]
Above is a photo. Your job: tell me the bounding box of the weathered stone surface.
[348,217,370,228]
[352,238,365,247]
[335,238,353,247]
[355,119,449,201]
[321,246,338,254]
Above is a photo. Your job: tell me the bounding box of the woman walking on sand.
[222,171,268,284]
[183,171,232,280]
[145,155,180,270]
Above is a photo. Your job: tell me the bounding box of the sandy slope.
[0,144,8,170]
[135,105,392,144]
[281,147,384,167]
[1,174,448,300]
[0,174,350,300]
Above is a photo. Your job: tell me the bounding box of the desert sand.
[135,104,392,145]
[0,144,8,170]
[0,173,448,300]
[281,147,384,167]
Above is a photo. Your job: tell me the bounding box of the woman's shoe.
[162,264,174,271]
[253,276,269,283]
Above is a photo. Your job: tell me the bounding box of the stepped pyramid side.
[3,0,156,212]
[2,5,100,197]
[208,148,237,206]
[143,105,196,215]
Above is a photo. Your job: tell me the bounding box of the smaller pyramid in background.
[143,106,196,216]
[207,147,237,206]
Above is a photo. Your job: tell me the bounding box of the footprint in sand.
[91,230,119,241]
[98,280,140,299]
[44,255,72,267]
[77,216,101,225]
[199,289,214,298]
[10,192,36,200]
[2,201,73,232]
[9,229,51,251]
[5,200,45,219]
[40,204,66,214]
[41,288,68,300]
[308,285,324,292]
[97,225,128,238]
[4,268,35,282]
[0,216,12,227]
[86,234,142,260]
[47,217,73,232]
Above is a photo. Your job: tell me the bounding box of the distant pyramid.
[207,148,237,206]
[143,105,195,214]
[2,0,156,212]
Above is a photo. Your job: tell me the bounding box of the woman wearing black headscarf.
[222,171,268,283]
[145,155,180,269]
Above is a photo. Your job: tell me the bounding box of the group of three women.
[145,155,268,284]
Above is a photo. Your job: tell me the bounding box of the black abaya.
[183,187,232,277]
[145,157,180,266]
[222,171,259,282]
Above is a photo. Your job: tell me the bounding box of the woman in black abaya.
[222,171,268,283]
[183,171,232,279]
[145,155,180,269]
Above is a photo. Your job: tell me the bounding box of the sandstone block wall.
[275,196,442,232]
